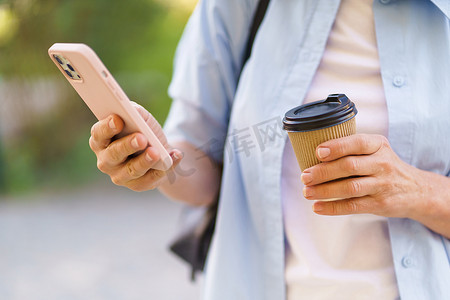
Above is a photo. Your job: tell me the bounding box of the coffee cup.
[282,94,357,172]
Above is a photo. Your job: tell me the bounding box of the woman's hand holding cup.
[301,134,427,220]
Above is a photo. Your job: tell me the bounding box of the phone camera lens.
[67,64,75,72]
[64,69,74,78]
[54,55,63,65]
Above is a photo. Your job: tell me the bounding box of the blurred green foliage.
[0,0,195,195]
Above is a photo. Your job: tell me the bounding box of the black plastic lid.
[282,94,357,132]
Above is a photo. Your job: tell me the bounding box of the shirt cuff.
[163,99,227,164]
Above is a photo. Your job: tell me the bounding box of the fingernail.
[317,147,330,159]
[303,186,313,198]
[173,151,183,160]
[145,153,153,162]
[109,118,116,130]
[313,202,324,213]
[301,172,312,185]
[131,137,139,149]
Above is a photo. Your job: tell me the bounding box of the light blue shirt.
[164,0,450,299]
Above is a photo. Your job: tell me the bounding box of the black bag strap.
[241,0,271,75]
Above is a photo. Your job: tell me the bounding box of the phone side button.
[107,80,116,91]
[114,91,124,101]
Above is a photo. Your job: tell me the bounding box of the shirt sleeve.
[163,0,257,163]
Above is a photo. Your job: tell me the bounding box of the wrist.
[407,169,450,236]
[406,168,434,221]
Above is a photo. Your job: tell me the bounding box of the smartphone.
[48,43,172,171]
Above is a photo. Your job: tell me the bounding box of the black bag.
[169,0,271,281]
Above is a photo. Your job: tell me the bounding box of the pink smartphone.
[48,43,172,171]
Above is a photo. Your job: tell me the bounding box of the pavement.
[0,180,202,300]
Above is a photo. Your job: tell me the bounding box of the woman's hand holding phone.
[48,43,216,202]
[89,102,183,191]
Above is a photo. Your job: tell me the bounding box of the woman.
[89,0,450,298]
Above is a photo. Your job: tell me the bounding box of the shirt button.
[393,76,405,87]
[402,256,413,268]
[301,51,311,61]
[380,0,391,4]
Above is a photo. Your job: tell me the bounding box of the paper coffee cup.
[282,94,358,172]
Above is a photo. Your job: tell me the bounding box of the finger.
[132,101,169,149]
[125,149,184,191]
[303,176,380,201]
[301,155,381,186]
[132,101,152,121]
[169,149,184,167]
[90,115,124,152]
[132,102,161,132]
[99,132,148,168]
[312,196,375,216]
[111,146,161,185]
[316,134,387,162]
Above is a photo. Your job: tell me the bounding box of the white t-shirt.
[282,0,399,298]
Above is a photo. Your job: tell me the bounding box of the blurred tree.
[0,0,168,75]
[0,0,194,194]
[0,144,5,193]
